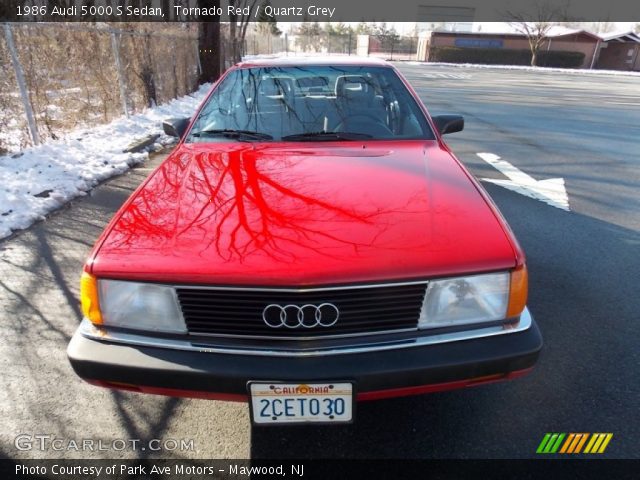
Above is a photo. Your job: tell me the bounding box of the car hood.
[91,141,517,285]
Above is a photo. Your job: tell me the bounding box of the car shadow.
[0,153,194,460]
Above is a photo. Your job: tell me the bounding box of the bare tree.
[198,0,222,83]
[559,21,615,34]
[1,23,200,152]
[133,32,157,107]
[228,0,259,63]
[588,21,616,34]
[507,1,561,66]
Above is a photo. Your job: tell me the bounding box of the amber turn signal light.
[507,264,528,318]
[80,272,103,324]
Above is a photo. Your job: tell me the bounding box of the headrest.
[258,78,283,97]
[335,75,375,102]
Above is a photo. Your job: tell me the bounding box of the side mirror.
[432,115,464,135]
[162,117,191,138]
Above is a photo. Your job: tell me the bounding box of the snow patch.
[0,84,211,240]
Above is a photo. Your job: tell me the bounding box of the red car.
[68,57,541,424]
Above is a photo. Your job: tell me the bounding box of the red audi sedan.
[68,57,541,424]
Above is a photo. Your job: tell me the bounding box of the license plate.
[249,382,353,424]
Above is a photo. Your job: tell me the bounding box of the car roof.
[236,55,392,69]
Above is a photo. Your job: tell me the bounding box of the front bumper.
[67,310,542,401]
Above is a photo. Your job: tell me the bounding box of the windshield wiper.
[281,131,373,142]
[190,129,273,141]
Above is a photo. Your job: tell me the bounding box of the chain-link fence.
[241,32,357,57]
[242,32,289,57]
[240,32,419,60]
[0,23,423,155]
[368,35,420,61]
[288,32,357,55]
[0,23,200,155]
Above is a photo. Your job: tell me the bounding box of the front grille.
[176,283,427,338]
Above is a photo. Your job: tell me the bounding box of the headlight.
[418,268,526,329]
[81,275,186,333]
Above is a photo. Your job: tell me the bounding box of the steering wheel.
[334,114,393,137]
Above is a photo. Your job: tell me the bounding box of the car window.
[188,65,434,142]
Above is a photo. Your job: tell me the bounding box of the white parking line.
[422,72,472,79]
[477,152,570,211]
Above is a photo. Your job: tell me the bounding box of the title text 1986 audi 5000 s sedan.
[68,57,542,424]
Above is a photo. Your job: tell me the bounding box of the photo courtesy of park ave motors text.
[0,0,639,473]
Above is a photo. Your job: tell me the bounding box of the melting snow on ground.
[0,84,211,240]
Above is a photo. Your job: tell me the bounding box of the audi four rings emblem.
[262,303,340,328]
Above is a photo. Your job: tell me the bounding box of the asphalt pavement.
[0,64,638,460]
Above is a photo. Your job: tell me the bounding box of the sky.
[469,22,637,34]
[278,22,638,35]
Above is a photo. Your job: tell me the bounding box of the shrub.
[538,50,586,68]
[429,47,585,68]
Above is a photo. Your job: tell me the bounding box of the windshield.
[188,65,434,142]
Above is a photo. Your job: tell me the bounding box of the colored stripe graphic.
[574,433,589,453]
[560,433,588,453]
[536,433,552,453]
[549,433,565,453]
[597,434,614,453]
[538,433,613,454]
[537,433,565,453]
[543,434,559,453]
[584,433,613,454]
[559,434,575,453]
